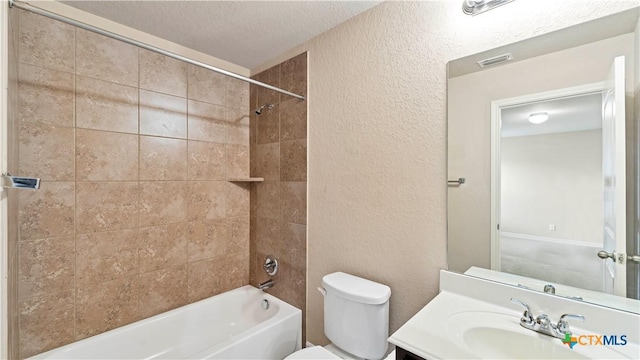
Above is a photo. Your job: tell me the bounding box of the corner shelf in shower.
[227,178,264,182]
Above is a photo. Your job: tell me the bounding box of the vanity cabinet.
[395,347,427,360]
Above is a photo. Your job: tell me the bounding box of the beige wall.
[448,32,634,274]
[14,9,251,358]
[249,53,308,341]
[250,0,639,345]
[501,130,603,242]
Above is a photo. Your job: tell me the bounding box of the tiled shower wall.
[249,53,307,339]
[14,10,250,358]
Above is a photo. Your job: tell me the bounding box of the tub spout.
[259,279,275,290]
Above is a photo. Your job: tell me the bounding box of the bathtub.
[29,286,302,359]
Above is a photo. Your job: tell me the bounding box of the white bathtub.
[29,286,302,359]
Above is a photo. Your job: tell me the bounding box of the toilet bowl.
[285,272,391,360]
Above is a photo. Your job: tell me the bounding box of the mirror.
[447,8,640,313]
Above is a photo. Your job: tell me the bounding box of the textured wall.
[249,53,308,340]
[448,33,634,273]
[15,9,250,358]
[247,0,639,346]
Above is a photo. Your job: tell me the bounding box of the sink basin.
[446,311,629,359]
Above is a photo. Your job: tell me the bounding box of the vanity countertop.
[388,270,640,359]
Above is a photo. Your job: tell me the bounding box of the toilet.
[286,272,391,360]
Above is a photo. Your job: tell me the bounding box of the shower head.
[255,103,274,115]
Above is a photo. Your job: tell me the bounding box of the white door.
[601,56,627,296]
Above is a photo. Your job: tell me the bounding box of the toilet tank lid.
[322,272,391,305]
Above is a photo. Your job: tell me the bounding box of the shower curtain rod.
[8,0,306,101]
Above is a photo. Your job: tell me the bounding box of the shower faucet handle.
[263,255,278,276]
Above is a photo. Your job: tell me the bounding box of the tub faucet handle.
[263,255,278,276]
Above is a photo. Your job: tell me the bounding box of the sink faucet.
[259,279,275,290]
[510,298,585,339]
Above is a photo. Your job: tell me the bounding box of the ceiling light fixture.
[462,0,516,16]
[528,112,549,124]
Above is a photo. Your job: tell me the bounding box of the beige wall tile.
[76,76,138,134]
[187,220,229,262]
[256,103,279,144]
[18,63,74,127]
[249,217,257,285]
[255,217,282,256]
[187,181,226,221]
[19,236,75,300]
[254,181,280,220]
[187,65,226,105]
[256,143,280,181]
[225,78,250,111]
[18,10,74,73]
[76,29,138,87]
[280,98,307,141]
[19,182,75,240]
[139,90,187,139]
[76,129,138,181]
[76,229,139,286]
[226,108,250,145]
[250,144,257,178]
[193,253,248,295]
[76,182,139,233]
[139,181,188,227]
[228,216,250,255]
[224,251,250,291]
[138,265,187,318]
[19,123,74,181]
[19,291,75,358]
[249,84,258,113]
[140,136,187,181]
[139,223,188,273]
[226,144,250,179]
[281,139,307,181]
[281,182,307,224]
[187,100,226,143]
[187,258,225,302]
[76,277,139,340]
[226,182,250,218]
[281,53,307,96]
[280,222,306,269]
[254,66,280,106]
[188,220,230,266]
[139,49,187,97]
[187,141,225,180]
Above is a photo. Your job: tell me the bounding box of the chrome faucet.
[259,279,275,290]
[510,298,585,339]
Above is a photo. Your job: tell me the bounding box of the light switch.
[548,224,556,231]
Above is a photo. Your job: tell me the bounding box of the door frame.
[1,0,9,356]
[489,82,606,271]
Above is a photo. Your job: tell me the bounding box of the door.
[601,56,627,296]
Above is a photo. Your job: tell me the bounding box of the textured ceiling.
[60,0,382,70]
[501,93,602,138]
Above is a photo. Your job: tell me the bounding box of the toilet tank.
[322,272,391,360]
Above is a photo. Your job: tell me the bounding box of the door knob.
[597,250,615,260]
[598,250,638,264]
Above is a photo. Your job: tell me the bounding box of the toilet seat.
[285,346,341,359]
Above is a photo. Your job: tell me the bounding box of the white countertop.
[387,270,640,359]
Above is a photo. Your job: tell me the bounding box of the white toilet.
[286,272,391,360]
